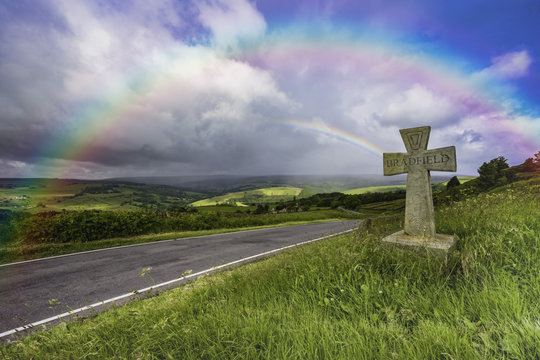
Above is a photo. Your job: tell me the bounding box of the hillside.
[191,186,303,207]
[11,175,468,214]
[112,174,461,194]
[3,169,538,358]
[0,179,206,212]
[343,184,405,195]
[0,175,466,213]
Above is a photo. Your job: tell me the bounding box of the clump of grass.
[1,185,539,359]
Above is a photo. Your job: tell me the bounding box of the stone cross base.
[381,230,458,259]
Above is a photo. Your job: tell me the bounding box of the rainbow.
[33,45,212,179]
[29,24,539,179]
[277,119,384,158]
[239,37,521,123]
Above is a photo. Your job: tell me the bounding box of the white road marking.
[0,223,340,268]
[0,228,355,339]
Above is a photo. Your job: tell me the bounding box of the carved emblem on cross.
[383,126,456,239]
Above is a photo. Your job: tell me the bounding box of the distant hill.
[0,173,470,212]
[0,178,207,212]
[110,174,462,194]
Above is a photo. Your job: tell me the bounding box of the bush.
[477,156,515,190]
[0,210,30,245]
[446,176,461,190]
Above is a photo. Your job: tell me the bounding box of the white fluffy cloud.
[475,50,532,79]
[197,0,267,46]
[374,84,460,127]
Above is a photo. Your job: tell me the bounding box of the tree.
[523,157,536,172]
[532,150,540,170]
[477,156,511,190]
[521,150,540,172]
[169,205,188,214]
[446,176,461,190]
[225,199,237,206]
[254,205,267,214]
[275,202,286,211]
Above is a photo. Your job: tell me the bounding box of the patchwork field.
[0,176,463,212]
[0,179,205,212]
[190,186,303,206]
[343,185,406,194]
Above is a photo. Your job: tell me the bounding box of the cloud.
[460,129,482,144]
[197,0,266,46]
[0,0,296,177]
[342,82,464,139]
[376,84,461,127]
[475,50,532,79]
[0,1,537,178]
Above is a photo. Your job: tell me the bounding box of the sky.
[0,0,539,179]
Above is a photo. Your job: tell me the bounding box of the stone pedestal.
[381,230,457,259]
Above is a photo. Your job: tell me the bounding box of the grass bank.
[2,184,539,359]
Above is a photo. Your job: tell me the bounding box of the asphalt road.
[0,220,360,336]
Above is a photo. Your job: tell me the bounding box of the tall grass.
[2,184,539,359]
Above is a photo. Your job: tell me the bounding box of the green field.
[191,186,303,206]
[344,177,476,195]
[0,177,473,212]
[0,179,205,212]
[431,176,477,193]
[2,178,538,358]
[193,204,254,213]
[343,184,405,194]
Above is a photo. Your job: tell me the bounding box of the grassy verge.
[0,210,360,264]
[2,184,539,359]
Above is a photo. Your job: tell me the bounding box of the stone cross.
[383,126,456,239]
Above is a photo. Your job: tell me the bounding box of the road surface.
[0,220,360,337]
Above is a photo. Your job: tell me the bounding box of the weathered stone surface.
[381,230,457,258]
[383,146,456,176]
[383,126,456,238]
[381,126,458,257]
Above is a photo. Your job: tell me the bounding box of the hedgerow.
[3,209,358,244]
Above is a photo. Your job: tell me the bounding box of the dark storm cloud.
[0,0,538,178]
[0,1,76,167]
